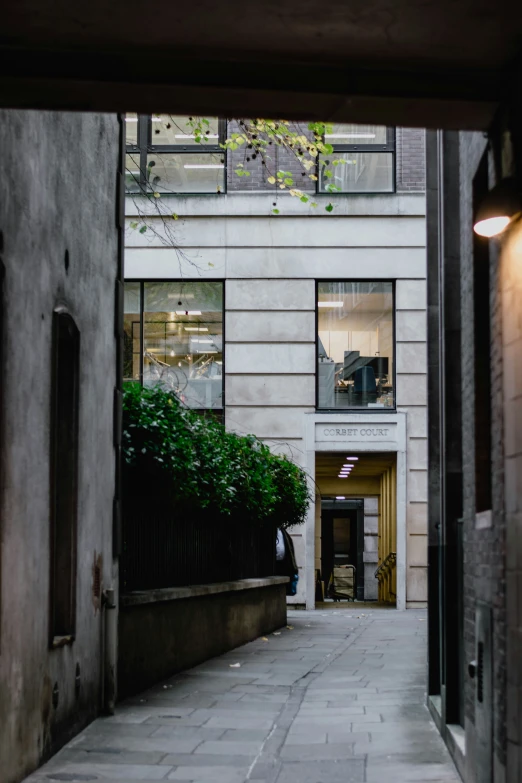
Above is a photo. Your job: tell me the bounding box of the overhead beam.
[0,46,503,129]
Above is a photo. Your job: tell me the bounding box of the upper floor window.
[125,114,226,195]
[317,281,395,410]
[318,125,395,194]
[124,281,224,411]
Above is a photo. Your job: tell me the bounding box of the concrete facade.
[0,111,121,783]
[125,127,427,611]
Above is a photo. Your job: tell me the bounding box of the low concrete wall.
[118,577,288,699]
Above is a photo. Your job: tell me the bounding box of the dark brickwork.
[459,130,506,770]
[225,121,425,194]
[396,128,426,192]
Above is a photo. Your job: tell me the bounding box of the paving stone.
[194,740,261,756]
[22,609,461,783]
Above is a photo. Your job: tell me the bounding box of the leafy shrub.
[122,383,309,529]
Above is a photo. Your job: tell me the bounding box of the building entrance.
[321,499,364,601]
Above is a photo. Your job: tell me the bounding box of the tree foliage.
[122,383,310,529]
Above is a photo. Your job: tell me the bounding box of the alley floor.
[24,609,461,783]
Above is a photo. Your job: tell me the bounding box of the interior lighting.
[170,350,175,357]
[318,301,343,308]
[473,177,521,237]
[176,310,202,315]
[184,327,208,332]
[335,496,346,500]
[125,117,138,122]
[183,164,224,169]
[193,338,214,343]
[325,133,376,139]
[346,456,359,461]
[175,134,219,139]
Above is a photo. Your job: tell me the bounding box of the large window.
[317,282,394,409]
[125,115,226,195]
[318,125,395,194]
[124,281,224,411]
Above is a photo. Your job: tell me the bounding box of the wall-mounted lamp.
[473,177,521,238]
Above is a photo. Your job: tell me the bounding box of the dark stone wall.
[118,582,288,699]
[458,131,506,774]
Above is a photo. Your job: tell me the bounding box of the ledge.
[121,576,289,607]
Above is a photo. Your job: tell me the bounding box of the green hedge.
[122,384,310,530]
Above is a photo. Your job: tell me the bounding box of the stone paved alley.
[24,609,461,783]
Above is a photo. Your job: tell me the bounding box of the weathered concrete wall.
[0,110,120,783]
[118,579,288,698]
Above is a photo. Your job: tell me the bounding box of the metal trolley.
[327,565,356,602]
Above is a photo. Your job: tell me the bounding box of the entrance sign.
[316,422,398,443]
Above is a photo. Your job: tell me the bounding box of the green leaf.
[300,195,309,203]
[129,221,138,230]
[325,203,334,213]
[139,225,147,233]
[272,208,280,215]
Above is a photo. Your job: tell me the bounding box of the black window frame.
[125,114,227,196]
[124,279,225,421]
[315,279,397,413]
[317,126,396,196]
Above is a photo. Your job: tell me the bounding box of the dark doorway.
[321,499,364,601]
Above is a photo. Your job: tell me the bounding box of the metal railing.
[374,551,397,579]
[121,491,276,593]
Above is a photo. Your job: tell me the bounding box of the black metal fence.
[121,494,277,592]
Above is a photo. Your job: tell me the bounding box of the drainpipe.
[103,587,117,714]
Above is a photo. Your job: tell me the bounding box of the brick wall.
[396,128,426,192]
[459,130,506,771]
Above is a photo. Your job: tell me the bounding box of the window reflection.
[318,282,394,409]
[318,153,394,193]
[146,153,225,194]
[143,282,223,409]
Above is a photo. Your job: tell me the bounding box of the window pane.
[125,153,142,194]
[146,152,225,194]
[125,113,139,146]
[150,115,220,146]
[324,124,387,145]
[124,282,141,382]
[319,152,393,193]
[318,282,394,410]
[143,282,223,409]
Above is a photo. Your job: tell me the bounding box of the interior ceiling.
[316,452,396,479]
[1,0,521,128]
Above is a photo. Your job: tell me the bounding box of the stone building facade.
[124,118,428,610]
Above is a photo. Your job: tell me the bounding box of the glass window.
[150,115,220,146]
[317,282,394,410]
[125,113,139,146]
[124,282,141,383]
[146,152,225,194]
[318,152,394,193]
[125,153,142,194]
[324,124,388,145]
[141,282,223,410]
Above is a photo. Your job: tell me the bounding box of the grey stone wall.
[0,110,120,783]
